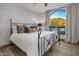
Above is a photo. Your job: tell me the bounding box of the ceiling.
[17,3,68,13]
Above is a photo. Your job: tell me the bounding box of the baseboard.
[0,43,11,49]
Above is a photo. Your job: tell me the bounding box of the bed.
[9,19,58,56]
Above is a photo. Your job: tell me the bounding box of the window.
[48,9,65,28]
[48,9,65,35]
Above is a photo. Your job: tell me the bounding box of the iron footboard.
[38,30,57,56]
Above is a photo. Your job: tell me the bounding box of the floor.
[47,41,79,56]
[0,41,79,56]
[0,45,26,56]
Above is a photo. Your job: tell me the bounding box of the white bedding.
[9,31,56,56]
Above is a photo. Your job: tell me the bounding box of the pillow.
[28,27,37,33]
[25,27,29,33]
[12,26,17,33]
[17,26,26,33]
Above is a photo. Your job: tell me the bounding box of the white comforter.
[9,31,55,56]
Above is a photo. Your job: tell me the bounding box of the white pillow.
[12,26,17,33]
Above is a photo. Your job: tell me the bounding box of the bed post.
[10,19,12,35]
[38,27,42,56]
[38,30,40,56]
[10,19,13,47]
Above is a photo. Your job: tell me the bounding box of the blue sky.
[49,10,66,19]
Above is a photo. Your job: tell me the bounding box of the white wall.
[36,12,46,30]
[0,3,39,47]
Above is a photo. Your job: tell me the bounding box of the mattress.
[9,31,56,56]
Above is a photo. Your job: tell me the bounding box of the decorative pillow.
[25,27,29,33]
[17,26,26,33]
[28,27,37,33]
[16,25,37,33]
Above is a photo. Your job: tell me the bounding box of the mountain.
[48,18,65,27]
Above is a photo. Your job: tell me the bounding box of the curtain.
[65,4,79,44]
[45,11,49,31]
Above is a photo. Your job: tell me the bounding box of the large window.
[48,9,66,35]
[48,9,65,28]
